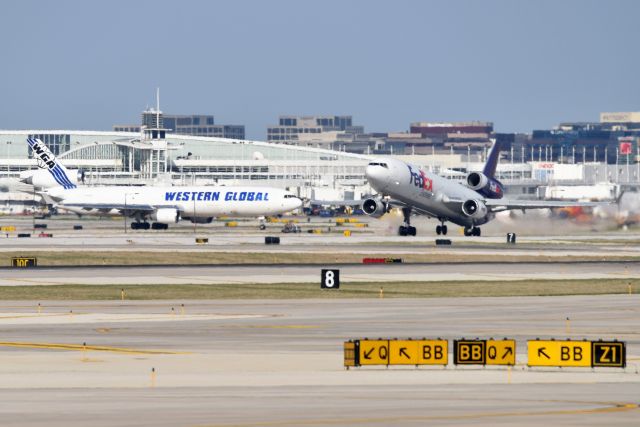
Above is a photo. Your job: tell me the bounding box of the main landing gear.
[131,221,150,230]
[464,226,481,237]
[398,207,417,236]
[131,222,169,230]
[435,219,448,236]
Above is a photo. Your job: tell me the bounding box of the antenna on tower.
[156,87,160,128]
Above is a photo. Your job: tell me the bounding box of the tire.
[131,223,139,230]
[464,227,471,237]
[398,226,407,236]
[436,225,442,235]
[473,227,481,237]
[442,225,448,235]
[141,222,151,230]
[409,226,417,236]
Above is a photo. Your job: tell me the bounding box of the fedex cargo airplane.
[27,138,302,229]
[363,140,602,236]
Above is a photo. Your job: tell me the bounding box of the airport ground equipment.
[265,236,280,245]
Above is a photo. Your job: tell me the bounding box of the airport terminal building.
[0,129,373,202]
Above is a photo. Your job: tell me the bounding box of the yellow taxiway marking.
[0,341,188,355]
[194,402,639,427]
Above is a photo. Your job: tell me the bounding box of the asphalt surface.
[0,296,638,426]
[2,261,638,285]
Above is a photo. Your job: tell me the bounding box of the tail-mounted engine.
[362,197,389,218]
[466,172,504,199]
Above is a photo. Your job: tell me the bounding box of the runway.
[1,261,639,285]
[0,296,638,426]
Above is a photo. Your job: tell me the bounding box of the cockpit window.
[368,162,388,168]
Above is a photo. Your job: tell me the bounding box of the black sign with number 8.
[321,269,340,289]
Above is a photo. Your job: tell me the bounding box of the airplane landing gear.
[435,219,448,236]
[131,221,151,230]
[464,226,481,237]
[398,207,416,236]
[151,222,169,230]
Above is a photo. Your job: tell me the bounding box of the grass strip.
[0,279,637,300]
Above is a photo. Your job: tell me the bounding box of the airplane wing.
[310,199,364,207]
[485,199,609,213]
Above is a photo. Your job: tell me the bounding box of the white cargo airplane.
[363,140,603,236]
[27,138,302,229]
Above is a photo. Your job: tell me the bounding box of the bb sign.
[527,340,626,368]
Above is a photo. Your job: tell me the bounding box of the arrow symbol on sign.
[538,347,550,359]
[364,348,375,359]
[399,348,410,359]
[502,347,513,359]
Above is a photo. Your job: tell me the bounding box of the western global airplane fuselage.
[46,185,301,218]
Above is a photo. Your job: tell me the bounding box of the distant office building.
[409,121,494,153]
[114,109,245,139]
[267,115,364,144]
[528,113,640,163]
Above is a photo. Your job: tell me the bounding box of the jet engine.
[152,208,179,223]
[362,198,389,218]
[182,216,214,224]
[461,199,488,219]
[466,172,504,199]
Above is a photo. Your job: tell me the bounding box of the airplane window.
[368,162,388,168]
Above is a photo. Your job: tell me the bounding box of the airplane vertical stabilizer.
[26,138,77,189]
[482,139,502,179]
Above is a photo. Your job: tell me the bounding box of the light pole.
[5,141,11,177]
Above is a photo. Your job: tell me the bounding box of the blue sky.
[1,0,638,139]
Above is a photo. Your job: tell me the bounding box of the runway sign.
[527,340,591,367]
[11,257,37,268]
[321,269,340,289]
[592,341,626,368]
[387,339,448,365]
[486,339,516,366]
[416,339,448,365]
[343,341,356,368]
[454,339,486,365]
[358,339,389,366]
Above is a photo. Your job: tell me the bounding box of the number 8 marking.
[325,271,334,287]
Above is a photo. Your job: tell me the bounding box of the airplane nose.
[287,196,303,211]
[365,165,389,190]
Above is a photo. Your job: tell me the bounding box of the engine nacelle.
[361,198,389,218]
[152,208,179,223]
[182,216,214,224]
[466,172,504,199]
[461,199,488,219]
[20,169,85,189]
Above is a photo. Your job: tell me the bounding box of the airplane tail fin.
[26,138,77,189]
[482,139,502,178]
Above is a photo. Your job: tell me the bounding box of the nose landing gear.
[464,226,481,237]
[398,207,417,236]
[435,219,448,236]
